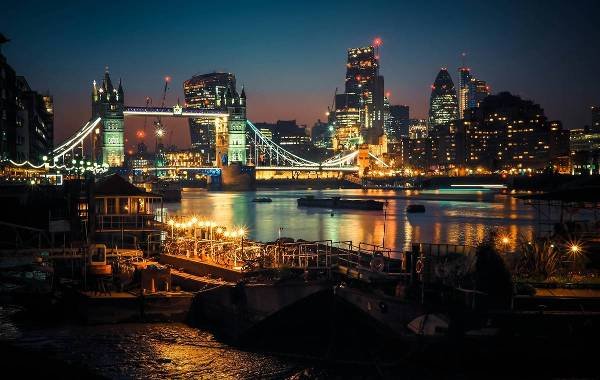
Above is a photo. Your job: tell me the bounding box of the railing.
[96,214,163,231]
[332,241,407,276]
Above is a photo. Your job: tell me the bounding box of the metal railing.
[96,214,162,231]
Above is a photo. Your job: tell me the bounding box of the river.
[165,188,537,252]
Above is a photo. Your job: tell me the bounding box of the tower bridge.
[27,68,389,181]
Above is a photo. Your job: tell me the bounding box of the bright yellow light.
[501,236,510,245]
[175,223,181,228]
[199,221,206,227]
[168,219,174,226]
[216,227,223,234]
[569,244,581,254]
[238,228,246,237]
[191,217,198,224]
[224,231,230,238]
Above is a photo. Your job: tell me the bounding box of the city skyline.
[1,0,599,149]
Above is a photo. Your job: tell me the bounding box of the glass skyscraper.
[344,45,384,144]
[183,72,236,161]
[458,67,490,118]
[429,68,459,127]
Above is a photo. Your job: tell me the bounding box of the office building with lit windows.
[183,72,236,161]
[458,67,490,118]
[385,104,410,141]
[465,92,568,172]
[429,68,459,127]
[344,44,385,144]
[333,92,362,150]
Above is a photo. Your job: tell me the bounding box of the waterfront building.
[344,44,385,144]
[15,77,54,164]
[91,174,163,252]
[405,137,432,172]
[183,72,236,161]
[0,35,53,164]
[0,34,16,162]
[570,128,600,153]
[465,92,569,172]
[386,105,410,141]
[429,68,459,127]
[430,119,466,172]
[91,67,124,167]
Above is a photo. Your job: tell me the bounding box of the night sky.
[2,0,599,151]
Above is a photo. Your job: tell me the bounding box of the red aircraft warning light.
[373,37,382,47]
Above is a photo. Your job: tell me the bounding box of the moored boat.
[252,197,272,203]
[406,204,426,213]
[297,196,383,210]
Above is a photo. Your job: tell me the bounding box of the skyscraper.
[333,93,361,150]
[458,66,490,118]
[429,68,459,127]
[468,78,490,109]
[344,44,384,144]
[386,105,410,141]
[183,72,236,161]
[91,67,124,167]
[458,67,472,119]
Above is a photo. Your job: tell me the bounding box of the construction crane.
[154,76,170,133]
[153,76,170,147]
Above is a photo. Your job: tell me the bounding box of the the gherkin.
[429,68,459,127]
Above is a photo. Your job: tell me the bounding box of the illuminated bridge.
[10,107,387,176]
[123,105,228,118]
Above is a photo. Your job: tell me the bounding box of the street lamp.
[168,219,174,238]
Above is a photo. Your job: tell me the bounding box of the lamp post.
[191,217,198,257]
[168,219,174,238]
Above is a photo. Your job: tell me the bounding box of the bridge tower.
[92,67,124,167]
[226,86,247,164]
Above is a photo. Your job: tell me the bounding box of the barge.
[297,196,383,210]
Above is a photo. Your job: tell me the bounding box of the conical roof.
[431,68,456,95]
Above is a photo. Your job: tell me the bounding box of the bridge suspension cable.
[246,120,319,167]
[51,117,102,160]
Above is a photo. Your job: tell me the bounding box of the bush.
[514,236,561,280]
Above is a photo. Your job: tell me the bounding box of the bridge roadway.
[133,166,359,173]
[123,106,228,118]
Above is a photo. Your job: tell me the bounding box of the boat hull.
[335,285,425,339]
[188,278,332,340]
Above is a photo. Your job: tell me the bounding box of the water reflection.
[168,189,538,251]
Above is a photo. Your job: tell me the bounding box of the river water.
[166,188,537,252]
